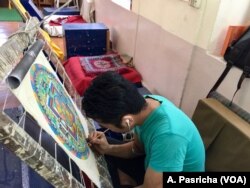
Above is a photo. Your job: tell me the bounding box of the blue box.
[63,23,109,58]
[20,0,43,21]
[43,7,80,16]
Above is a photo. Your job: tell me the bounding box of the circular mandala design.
[93,60,111,69]
[30,64,89,159]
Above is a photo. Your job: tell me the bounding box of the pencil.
[87,128,110,144]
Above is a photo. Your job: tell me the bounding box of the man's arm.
[88,131,144,158]
[108,134,144,158]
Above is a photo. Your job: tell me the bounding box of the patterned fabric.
[79,54,127,76]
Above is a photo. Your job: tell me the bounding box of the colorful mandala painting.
[30,64,89,159]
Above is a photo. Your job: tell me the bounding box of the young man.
[82,71,205,188]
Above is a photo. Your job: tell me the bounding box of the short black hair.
[82,71,146,127]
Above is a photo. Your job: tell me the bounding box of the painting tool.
[87,128,110,144]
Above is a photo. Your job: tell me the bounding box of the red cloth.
[49,15,86,26]
[63,56,142,96]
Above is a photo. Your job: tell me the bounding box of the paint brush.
[87,128,110,144]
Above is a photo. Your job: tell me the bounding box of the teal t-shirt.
[134,95,205,172]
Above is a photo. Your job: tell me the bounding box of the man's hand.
[88,132,144,159]
[88,131,111,155]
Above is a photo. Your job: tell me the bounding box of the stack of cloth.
[43,15,86,37]
[63,53,142,96]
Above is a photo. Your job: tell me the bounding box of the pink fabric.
[63,56,142,96]
[49,15,86,26]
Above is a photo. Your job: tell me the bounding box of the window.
[112,0,131,10]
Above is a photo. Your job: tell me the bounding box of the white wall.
[135,0,250,115]
[182,0,250,116]
[132,0,250,51]
[132,0,221,47]
[94,0,250,117]
[112,0,131,10]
